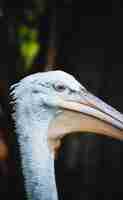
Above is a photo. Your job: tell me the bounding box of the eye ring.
[53,83,67,92]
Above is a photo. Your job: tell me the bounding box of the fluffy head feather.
[9,70,87,200]
[10,71,84,97]
[9,70,87,116]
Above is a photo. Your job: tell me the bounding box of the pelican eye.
[53,83,67,92]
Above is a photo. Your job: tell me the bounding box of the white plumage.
[10,70,123,200]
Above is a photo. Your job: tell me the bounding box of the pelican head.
[11,70,123,151]
[10,70,123,200]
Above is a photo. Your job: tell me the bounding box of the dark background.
[0,0,123,199]
[55,1,123,200]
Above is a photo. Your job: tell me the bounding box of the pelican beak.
[59,91,123,130]
[48,91,123,151]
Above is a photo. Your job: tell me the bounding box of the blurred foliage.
[15,2,49,75]
[18,24,40,70]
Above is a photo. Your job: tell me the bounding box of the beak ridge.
[83,92,123,129]
[59,92,123,130]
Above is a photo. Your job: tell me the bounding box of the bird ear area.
[39,82,50,88]
[32,82,51,93]
[32,84,50,94]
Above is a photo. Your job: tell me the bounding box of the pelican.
[10,70,123,200]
